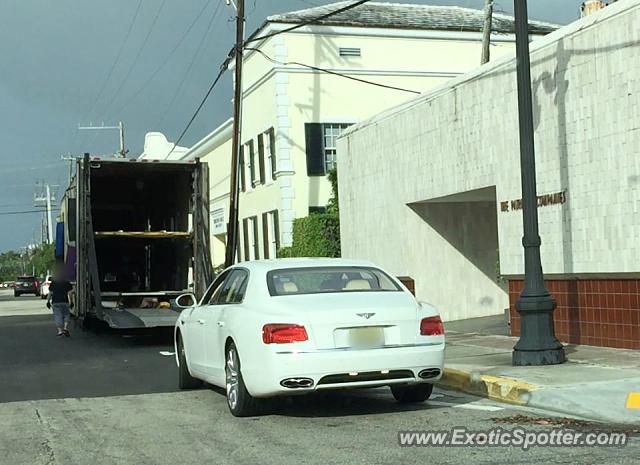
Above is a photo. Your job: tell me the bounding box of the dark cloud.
[0,0,584,252]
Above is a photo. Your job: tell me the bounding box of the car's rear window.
[17,277,36,283]
[267,266,402,296]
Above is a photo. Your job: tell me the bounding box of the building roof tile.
[266,1,558,35]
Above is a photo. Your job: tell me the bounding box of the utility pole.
[511,0,566,366]
[61,154,75,183]
[224,0,245,269]
[481,0,494,64]
[34,183,57,244]
[46,184,53,244]
[118,121,126,158]
[77,122,127,158]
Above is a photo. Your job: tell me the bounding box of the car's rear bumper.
[242,342,445,397]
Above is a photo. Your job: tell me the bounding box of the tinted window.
[215,269,249,304]
[267,267,401,296]
[201,271,230,306]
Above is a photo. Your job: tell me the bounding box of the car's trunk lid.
[272,292,420,350]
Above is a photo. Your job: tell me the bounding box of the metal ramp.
[101,307,181,329]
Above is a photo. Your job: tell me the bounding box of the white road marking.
[427,400,504,412]
[159,351,175,356]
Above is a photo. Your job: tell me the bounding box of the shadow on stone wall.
[408,186,506,311]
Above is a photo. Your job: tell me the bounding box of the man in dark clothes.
[46,265,74,338]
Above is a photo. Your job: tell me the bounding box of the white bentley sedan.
[174,258,445,417]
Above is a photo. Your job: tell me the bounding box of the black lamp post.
[512,0,566,366]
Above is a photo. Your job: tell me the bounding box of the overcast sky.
[0,0,584,253]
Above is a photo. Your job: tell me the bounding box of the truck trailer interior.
[81,159,208,327]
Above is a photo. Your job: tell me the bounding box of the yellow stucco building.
[179,2,556,267]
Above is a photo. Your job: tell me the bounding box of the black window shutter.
[304,123,325,176]
[248,140,256,184]
[258,134,266,184]
[262,212,269,258]
[269,128,277,178]
[273,209,280,251]
[242,218,249,261]
[239,146,246,192]
[252,216,259,260]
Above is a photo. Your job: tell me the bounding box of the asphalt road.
[1,290,638,464]
[0,289,50,317]
[0,289,177,402]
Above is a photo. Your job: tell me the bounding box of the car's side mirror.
[176,293,197,309]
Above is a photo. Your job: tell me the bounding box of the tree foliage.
[29,244,56,278]
[289,213,341,258]
[277,169,341,258]
[0,244,56,281]
[326,168,339,215]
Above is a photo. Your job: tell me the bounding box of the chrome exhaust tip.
[280,378,314,388]
[418,368,441,379]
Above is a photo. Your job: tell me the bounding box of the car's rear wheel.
[391,383,434,403]
[177,336,202,390]
[225,342,263,417]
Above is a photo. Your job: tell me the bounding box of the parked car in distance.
[174,258,445,417]
[14,276,40,297]
[40,275,52,299]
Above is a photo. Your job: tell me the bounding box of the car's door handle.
[217,321,225,327]
[197,319,205,325]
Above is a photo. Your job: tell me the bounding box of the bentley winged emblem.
[356,313,376,319]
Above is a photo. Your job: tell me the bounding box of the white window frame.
[249,216,258,260]
[264,130,275,183]
[268,211,278,258]
[243,141,253,192]
[323,123,350,172]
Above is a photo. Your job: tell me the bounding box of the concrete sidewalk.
[439,329,640,425]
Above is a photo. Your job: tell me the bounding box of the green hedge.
[278,213,341,258]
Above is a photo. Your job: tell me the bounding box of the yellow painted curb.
[438,368,539,405]
[626,392,640,409]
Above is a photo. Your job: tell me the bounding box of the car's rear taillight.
[420,316,444,336]
[35,281,39,287]
[262,324,308,344]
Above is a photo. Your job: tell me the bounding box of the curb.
[437,367,539,406]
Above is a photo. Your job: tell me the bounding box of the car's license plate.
[348,327,384,348]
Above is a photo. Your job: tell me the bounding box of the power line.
[166,0,380,157]
[0,209,59,217]
[156,0,224,129]
[165,48,235,158]
[0,203,39,209]
[245,47,420,95]
[110,0,213,119]
[0,162,64,174]
[101,0,168,121]
[245,0,372,44]
[0,183,35,190]
[83,0,144,122]
[165,0,378,160]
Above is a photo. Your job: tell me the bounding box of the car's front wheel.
[225,342,263,417]
[177,335,202,390]
[391,383,434,403]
